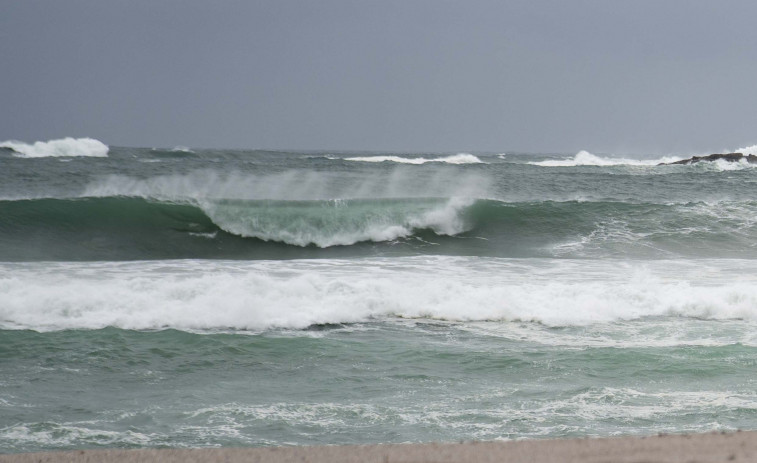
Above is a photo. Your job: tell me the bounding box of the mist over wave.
[0,137,108,158]
[82,168,492,201]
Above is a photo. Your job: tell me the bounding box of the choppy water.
[2,139,757,453]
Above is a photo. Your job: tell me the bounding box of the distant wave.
[529,150,682,167]
[0,137,108,158]
[345,153,483,165]
[151,146,195,154]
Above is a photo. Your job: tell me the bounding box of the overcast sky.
[2,0,756,154]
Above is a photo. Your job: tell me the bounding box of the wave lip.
[0,137,108,158]
[529,150,682,167]
[345,153,483,165]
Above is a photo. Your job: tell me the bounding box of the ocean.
[2,138,757,453]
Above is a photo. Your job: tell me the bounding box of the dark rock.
[661,152,757,165]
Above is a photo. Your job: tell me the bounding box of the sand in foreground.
[1,431,755,463]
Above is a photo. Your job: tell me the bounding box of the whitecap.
[0,137,108,158]
[345,153,483,165]
[529,150,682,167]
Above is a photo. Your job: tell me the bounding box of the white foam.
[709,158,756,171]
[529,150,682,167]
[345,153,483,165]
[0,137,108,158]
[171,146,194,153]
[3,258,757,332]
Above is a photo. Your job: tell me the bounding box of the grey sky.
[2,0,756,154]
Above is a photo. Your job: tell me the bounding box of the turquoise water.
[2,141,757,453]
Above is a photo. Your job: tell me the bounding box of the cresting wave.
[3,258,757,332]
[0,137,108,157]
[3,196,757,260]
[0,196,474,260]
[344,153,483,164]
[201,197,472,247]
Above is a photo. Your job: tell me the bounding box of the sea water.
[2,139,757,452]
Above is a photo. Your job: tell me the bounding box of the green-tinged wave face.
[2,196,757,261]
[462,199,757,258]
[0,197,473,261]
[201,197,471,247]
[0,197,218,261]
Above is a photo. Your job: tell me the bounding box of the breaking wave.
[529,150,682,167]
[2,195,757,260]
[736,144,757,156]
[0,137,108,158]
[0,196,477,260]
[201,197,472,247]
[3,258,757,331]
[344,153,483,164]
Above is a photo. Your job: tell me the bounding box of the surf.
[4,257,757,332]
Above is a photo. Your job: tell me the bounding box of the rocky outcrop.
[661,152,757,165]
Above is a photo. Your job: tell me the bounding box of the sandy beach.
[2,431,755,463]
